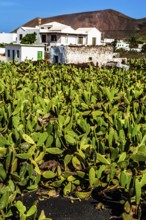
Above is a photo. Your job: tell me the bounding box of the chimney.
[38,18,42,25]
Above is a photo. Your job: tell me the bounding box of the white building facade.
[76,28,101,45]
[38,22,93,47]
[5,21,102,63]
[5,44,45,62]
[16,22,102,48]
[116,40,130,51]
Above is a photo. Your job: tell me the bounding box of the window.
[41,35,46,43]
[7,50,10,57]
[16,50,20,58]
[19,34,23,41]
[78,36,83,44]
[51,34,57,42]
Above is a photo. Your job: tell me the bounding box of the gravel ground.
[15,190,146,219]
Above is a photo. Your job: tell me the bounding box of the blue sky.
[0,0,146,32]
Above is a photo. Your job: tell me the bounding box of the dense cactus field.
[0,60,146,219]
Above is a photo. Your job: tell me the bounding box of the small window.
[51,34,57,42]
[16,50,20,58]
[7,50,10,57]
[19,34,23,40]
[78,36,83,44]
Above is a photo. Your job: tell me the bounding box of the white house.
[5,44,45,62]
[76,28,101,45]
[116,40,130,51]
[39,23,102,46]
[0,33,17,44]
[8,21,102,64]
[39,22,84,46]
[16,22,102,48]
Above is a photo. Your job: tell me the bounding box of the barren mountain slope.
[13,9,146,39]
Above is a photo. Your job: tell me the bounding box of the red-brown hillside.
[13,9,146,39]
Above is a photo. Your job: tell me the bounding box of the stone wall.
[65,45,114,66]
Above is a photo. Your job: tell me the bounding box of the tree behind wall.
[21,32,37,44]
[128,36,138,49]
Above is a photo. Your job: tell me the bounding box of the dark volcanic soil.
[13,189,146,219]
[16,191,124,220]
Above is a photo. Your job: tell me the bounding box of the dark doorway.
[92,37,96,46]
[54,55,58,64]
[41,35,46,43]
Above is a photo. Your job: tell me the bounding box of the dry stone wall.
[65,45,114,66]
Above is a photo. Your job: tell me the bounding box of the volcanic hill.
[13,9,146,39]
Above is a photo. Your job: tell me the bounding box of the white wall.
[60,35,68,45]
[116,41,130,51]
[21,46,44,61]
[103,38,115,44]
[60,35,81,45]
[58,35,87,46]
[49,34,86,46]
[0,33,17,44]
[5,45,21,62]
[5,44,44,62]
[0,48,5,54]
